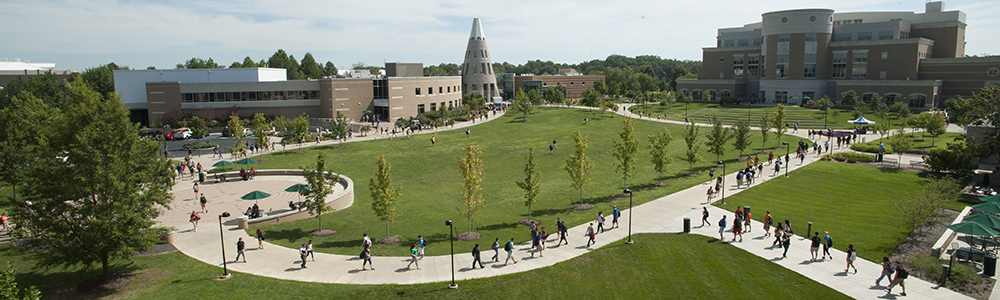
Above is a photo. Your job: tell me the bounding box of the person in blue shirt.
[718,215,727,239]
[612,206,621,228]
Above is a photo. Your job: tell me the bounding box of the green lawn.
[632,102,914,130]
[2,233,849,300]
[852,132,964,153]
[716,161,929,261]
[246,107,795,256]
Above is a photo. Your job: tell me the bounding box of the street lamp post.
[624,189,633,244]
[782,142,790,178]
[445,219,457,289]
[218,212,231,278]
[718,161,726,204]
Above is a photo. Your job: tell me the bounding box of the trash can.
[940,264,951,285]
[985,256,997,277]
[237,216,249,229]
[743,206,750,217]
[683,217,691,233]
[199,171,206,183]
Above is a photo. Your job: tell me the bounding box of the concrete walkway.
[166,104,971,299]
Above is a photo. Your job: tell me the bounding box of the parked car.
[163,131,175,140]
[172,128,192,140]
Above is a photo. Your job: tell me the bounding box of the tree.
[677,90,692,119]
[924,112,947,146]
[81,62,130,98]
[544,85,566,107]
[300,153,335,231]
[369,154,401,238]
[0,72,65,109]
[593,79,608,95]
[227,115,247,158]
[1,262,41,300]
[580,89,600,107]
[271,115,289,132]
[680,122,703,172]
[926,141,978,177]
[299,53,323,79]
[323,61,338,77]
[463,92,485,111]
[758,113,772,151]
[515,148,541,223]
[704,119,732,162]
[18,79,173,278]
[817,96,834,129]
[188,116,208,138]
[732,119,753,158]
[647,129,674,183]
[251,113,269,148]
[527,88,543,111]
[330,112,350,142]
[0,91,56,205]
[771,104,788,146]
[702,90,713,102]
[841,90,858,106]
[946,86,1000,163]
[241,56,258,68]
[564,131,595,205]
[912,113,931,139]
[613,117,640,189]
[894,176,960,232]
[888,133,913,168]
[511,89,531,121]
[458,143,486,234]
[290,114,310,145]
[891,102,911,120]
[176,57,221,69]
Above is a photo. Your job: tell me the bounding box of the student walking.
[235,238,247,262]
[504,238,518,265]
[586,223,596,247]
[306,240,315,261]
[612,206,620,228]
[743,210,752,233]
[189,211,200,232]
[823,232,833,260]
[718,216,727,239]
[885,261,908,296]
[256,228,265,249]
[299,244,309,268]
[773,161,781,176]
[596,212,606,233]
[731,216,743,242]
[407,243,421,269]
[0,212,9,232]
[192,182,199,200]
[772,223,784,246]
[491,238,500,262]
[763,211,773,237]
[199,193,208,213]
[810,232,821,261]
[701,207,710,226]
[361,247,374,270]
[558,218,569,245]
[781,231,791,258]
[472,244,484,269]
[417,235,426,259]
[845,244,858,273]
[875,257,894,286]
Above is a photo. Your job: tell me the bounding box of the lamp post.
[218,212,231,278]
[782,142,790,178]
[718,161,726,204]
[445,219,457,289]
[624,189,633,244]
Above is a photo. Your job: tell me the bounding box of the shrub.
[452,115,469,122]
[926,145,977,177]
[908,253,981,290]
[849,143,894,154]
[182,141,218,149]
[821,152,876,163]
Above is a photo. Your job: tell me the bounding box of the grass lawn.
[631,102,915,130]
[716,161,930,261]
[1,233,849,300]
[243,107,795,256]
[852,132,964,153]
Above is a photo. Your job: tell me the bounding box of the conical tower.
[461,18,498,100]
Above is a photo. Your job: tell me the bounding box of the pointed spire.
[469,18,485,41]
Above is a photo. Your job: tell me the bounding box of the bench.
[882,157,898,165]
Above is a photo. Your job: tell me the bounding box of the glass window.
[415,88,421,95]
[805,33,817,41]
[747,55,759,76]
[880,71,887,79]
[858,32,872,41]
[753,38,762,46]
[882,52,888,59]
[775,91,789,104]
[879,31,893,40]
[417,104,425,114]
[832,52,847,78]
[837,33,852,42]
[777,34,790,42]
[908,95,926,108]
[724,40,734,47]
[733,55,744,77]
[803,54,816,78]
[761,55,766,78]
[852,51,868,79]
[884,94,899,104]
[776,55,789,78]
[738,39,749,46]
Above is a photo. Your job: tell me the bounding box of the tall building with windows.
[677,1,1000,110]
[461,18,499,101]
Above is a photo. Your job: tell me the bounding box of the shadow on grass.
[526,208,568,218]
[478,222,517,231]
[878,167,902,174]
[265,228,308,244]
[315,239,359,249]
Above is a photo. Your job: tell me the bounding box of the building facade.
[461,18,500,101]
[677,1,1000,110]
[512,73,606,100]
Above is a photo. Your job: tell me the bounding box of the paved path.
[167,104,970,299]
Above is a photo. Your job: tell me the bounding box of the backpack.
[896,266,908,279]
[504,241,512,252]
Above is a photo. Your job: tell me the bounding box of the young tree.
[512,89,531,121]
[251,113,269,148]
[188,116,208,138]
[888,133,913,168]
[271,115,289,133]
[817,96,834,129]
[290,113,310,145]
[18,79,174,278]
[462,92,485,111]
[527,88,543,111]
[680,122,703,173]
[1,262,41,300]
[894,176,960,232]
[301,153,335,231]
[891,102,911,120]
[369,154,401,239]
[613,117,640,189]
[924,112,947,146]
[758,113,772,151]
[771,104,788,146]
[946,85,1000,163]
[330,112,350,142]
[458,143,486,234]
[227,115,247,159]
[647,129,674,184]
[704,119,732,163]
[841,90,858,106]
[564,131,595,205]
[515,148,541,223]
[732,119,753,157]
[0,91,56,204]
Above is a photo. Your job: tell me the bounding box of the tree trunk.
[317,215,322,231]
[385,220,390,239]
[102,255,110,279]
[579,189,584,205]
[528,203,532,224]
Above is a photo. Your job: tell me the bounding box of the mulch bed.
[456,231,481,241]
[516,219,540,227]
[257,158,270,162]
[569,203,594,211]
[651,182,668,187]
[309,229,338,237]
[376,235,402,245]
[77,272,135,295]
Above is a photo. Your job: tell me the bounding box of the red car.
[163,131,175,140]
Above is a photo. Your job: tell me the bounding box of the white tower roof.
[469,18,486,41]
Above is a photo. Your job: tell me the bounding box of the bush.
[849,143,894,154]
[926,145,977,177]
[182,141,218,149]
[908,253,981,290]
[821,152,876,163]
[452,115,469,122]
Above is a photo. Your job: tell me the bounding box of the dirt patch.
[257,158,270,162]
[102,269,174,300]
[76,272,135,295]
[294,151,306,154]
[651,182,668,187]
[134,243,177,256]
[376,235,402,245]
[456,231,481,241]
[309,229,338,237]
[516,219,540,227]
[569,204,594,211]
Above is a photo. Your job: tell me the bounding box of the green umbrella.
[973,202,1000,214]
[964,214,1000,228]
[212,161,235,167]
[948,221,1000,237]
[980,194,1000,204]
[240,190,271,205]
[285,184,311,210]
[362,110,373,114]
[236,158,258,165]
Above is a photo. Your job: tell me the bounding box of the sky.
[1,0,998,72]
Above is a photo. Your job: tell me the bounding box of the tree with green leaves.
[323,61,339,77]
[680,122,703,173]
[330,112,350,142]
[702,90,713,102]
[516,148,541,223]
[512,89,532,121]
[732,119,753,158]
[889,133,913,168]
[759,113,772,151]
[251,113,269,149]
[241,56,258,68]
[176,57,221,69]
[0,72,65,109]
[895,176,960,232]
[299,52,323,79]
[227,115,247,159]
[565,131,595,206]
[458,143,486,234]
[891,102,910,120]
[817,96,834,129]
[271,115,289,133]
[677,90,692,119]
[1,262,41,300]
[290,113,310,145]
[188,116,208,138]
[0,91,56,204]
[581,89,600,107]
[771,104,788,146]
[369,154,401,239]
[924,112,947,146]
[841,90,858,106]
[704,119,732,162]
[647,129,674,184]
[301,153,335,231]
[527,88,543,112]
[17,79,173,279]
[545,85,566,107]
[613,117,640,189]
[946,85,1000,163]
[81,62,130,97]
[926,141,978,177]
[463,92,486,111]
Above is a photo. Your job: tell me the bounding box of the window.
[810,15,816,22]
[430,103,436,111]
[724,40,734,47]
[884,94,900,104]
[775,91,788,104]
[858,32,872,41]
[777,34,790,42]
[908,94,926,108]
[428,87,433,94]
[721,90,732,98]
[738,39,749,46]
[415,88,421,95]
[761,55,766,78]
[753,38,762,46]
[832,52,847,78]
[747,55,759,76]
[805,33,817,41]
[439,87,443,94]
[447,86,451,93]
[881,52,888,59]
[781,17,788,23]
[880,71,887,79]
[836,33,852,42]
[879,31,893,40]
[733,55,744,77]
[852,50,868,79]
[417,104,425,114]
[862,93,877,104]
[803,54,816,78]
[853,19,863,24]
[480,63,486,74]
[720,57,725,63]
[776,55,789,78]
[900,31,909,38]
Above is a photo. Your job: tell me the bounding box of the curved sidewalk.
[168,105,970,299]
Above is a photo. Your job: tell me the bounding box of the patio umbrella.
[980,194,1000,204]
[949,221,1000,251]
[964,214,1000,228]
[235,158,258,168]
[973,202,1000,214]
[362,110,373,114]
[240,190,271,205]
[212,161,235,167]
[285,183,311,209]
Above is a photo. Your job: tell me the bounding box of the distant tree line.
[175,49,339,80]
